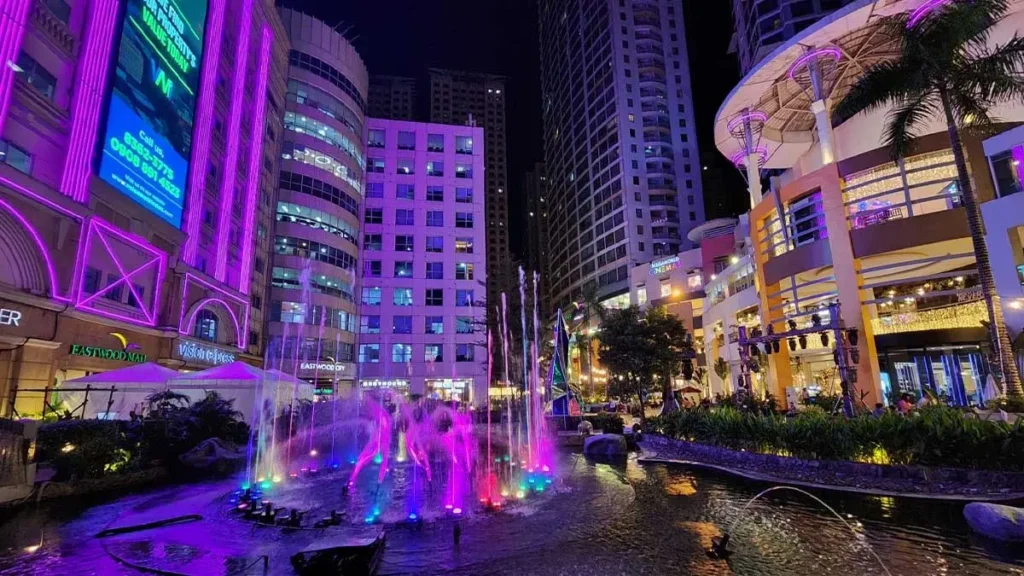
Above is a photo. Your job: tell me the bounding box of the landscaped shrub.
[588,413,625,434]
[36,420,136,480]
[647,405,1024,471]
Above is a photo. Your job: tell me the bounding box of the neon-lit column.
[60,0,119,203]
[238,26,273,294]
[742,115,763,207]
[807,60,837,166]
[0,0,31,136]
[213,0,254,281]
[183,0,226,266]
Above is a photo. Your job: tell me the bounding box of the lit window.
[359,344,380,363]
[393,288,413,306]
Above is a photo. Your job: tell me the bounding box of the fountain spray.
[518,267,532,468]
[499,297,514,487]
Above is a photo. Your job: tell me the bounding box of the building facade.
[524,163,552,317]
[367,75,417,121]
[266,9,367,395]
[0,0,288,416]
[715,0,1024,407]
[359,119,488,405]
[731,0,859,74]
[538,0,704,310]
[427,69,509,323]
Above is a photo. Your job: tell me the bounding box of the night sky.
[285,0,748,259]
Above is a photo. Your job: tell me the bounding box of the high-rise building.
[525,163,552,317]
[538,0,704,309]
[359,119,488,405]
[368,75,417,121]
[0,0,287,416]
[268,8,367,394]
[427,69,509,323]
[731,0,858,74]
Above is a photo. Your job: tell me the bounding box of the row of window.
[360,287,476,307]
[269,337,354,363]
[288,51,367,113]
[274,236,358,271]
[363,261,474,280]
[271,266,353,301]
[365,182,474,203]
[367,129,474,154]
[284,112,364,168]
[359,343,476,363]
[276,201,357,245]
[269,301,357,332]
[287,79,363,136]
[363,234,475,254]
[366,157,474,178]
[360,315,475,335]
[281,141,362,193]
[278,171,360,217]
[363,208,473,228]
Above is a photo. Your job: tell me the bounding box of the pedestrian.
[871,403,885,418]
[896,394,912,415]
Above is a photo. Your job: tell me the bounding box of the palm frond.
[956,35,1024,102]
[883,90,939,160]
[949,90,998,137]
[833,59,928,122]
[916,0,1009,59]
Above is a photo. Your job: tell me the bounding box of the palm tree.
[565,285,607,400]
[833,0,1024,397]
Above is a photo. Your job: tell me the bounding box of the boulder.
[583,433,628,457]
[577,420,594,436]
[179,438,245,471]
[964,502,1024,542]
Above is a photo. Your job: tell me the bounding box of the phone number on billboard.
[107,131,181,200]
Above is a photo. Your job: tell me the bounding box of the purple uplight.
[183,0,226,266]
[730,146,769,167]
[0,0,31,135]
[726,111,768,133]
[60,0,119,203]
[238,26,273,294]
[908,0,954,28]
[0,196,63,301]
[177,273,250,349]
[787,46,843,81]
[213,0,254,282]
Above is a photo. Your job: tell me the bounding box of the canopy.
[168,362,314,423]
[61,363,179,419]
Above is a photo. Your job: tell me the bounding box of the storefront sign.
[361,379,409,390]
[650,256,681,276]
[314,383,335,396]
[70,343,147,363]
[426,378,470,390]
[0,308,22,327]
[177,339,236,366]
[300,362,346,372]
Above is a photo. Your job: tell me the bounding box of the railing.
[758,192,827,258]
[643,118,671,129]
[644,148,673,160]
[843,150,960,230]
[649,196,677,206]
[648,177,676,190]
[638,71,666,83]
[641,102,669,114]
[644,132,673,144]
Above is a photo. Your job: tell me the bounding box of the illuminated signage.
[70,343,147,363]
[314,383,335,396]
[650,256,681,275]
[98,0,209,228]
[426,379,470,390]
[300,362,347,372]
[177,339,235,365]
[0,308,22,327]
[361,379,409,390]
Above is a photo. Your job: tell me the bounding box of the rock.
[964,503,1024,541]
[179,438,245,471]
[583,434,628,457]
[577,420,594,436]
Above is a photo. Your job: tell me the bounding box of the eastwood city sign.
[299,362,347,372]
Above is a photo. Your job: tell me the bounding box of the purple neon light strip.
[727,111,768,133]
[238,26,273,294]
[60,0,119,203]
[89,232,158,323]
[182,296,243,346]
[178,272,249,349]
[0,196,65,302]
[787,46,843,80]
[908,0,953,28]
[0,174,82,220]
[0,0,31,136]
[213,0,254,282]
[730,146,769,167]
[183,0,226,266]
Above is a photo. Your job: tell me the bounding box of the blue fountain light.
[259,481,271,490]
[408,513,418,521]
[373,453,383,465]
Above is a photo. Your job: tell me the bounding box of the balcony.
[644,131,673,145]
[652,231,681,241]
[644,148,673,160]
[634,14,661,28]
[643,118,671,130]
[648,178,676,191]
[634,30,663,43]
[649,195,677,207]
[640,87,667,100]
[641,102,669,115]
[637,61,666,76]
[843,150,960,231]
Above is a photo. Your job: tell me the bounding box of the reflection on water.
[1,451,1023,575]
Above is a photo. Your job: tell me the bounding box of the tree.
[833,0,1024,397]
[565,284,608,400]
[643,306,691,415]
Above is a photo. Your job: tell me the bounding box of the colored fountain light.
[309,449,318,456]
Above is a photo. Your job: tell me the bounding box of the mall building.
[713,0,1024,406]
[0,0,289,416]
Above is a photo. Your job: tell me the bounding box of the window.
[363,233,382,250]
[393,316,413,334]
[103,275,123,302]
[365,208,383,224]
[427,211,444,227]
[395,235,414,252]
[368,129,385,148]
[288,51,368,112]
[427,186,444,201]
[660,280,671,298]
[16,52,57,99]
[363,260,382,277]
[425,316,444,334]
[427,133,444,152]
[426,262,443,279]
[0,140,32,174]
[455,187,473,203]
[456,317,474,334]
[426,288,443,306]
[193,310,218,342]
[274,237,357,271]
[397,184,415,200]
[455,238,473,253]
[456,343,475,362]
[277,202,357,244]
[359,344,380,363]
[360,315,381,333]
[455,163,472,178]
[392,343,412,363]
[397,158,414,174]
[397,131,415,150]
[394,261,413,277]
[426,236,443,253]
[637,286,648,306]
[396,209,414,226]
[424,344,443,363]
[455,135,473,154]
[455,213,474,228]
[455,262,473,280]
[44,0,71,22]
[361,287,381,306]
[368,157,385,173]
[83,267,102,294]
[393,288,413,306]
[427,160,443,177]
[456,289,474,307]
[366,182,384,198]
